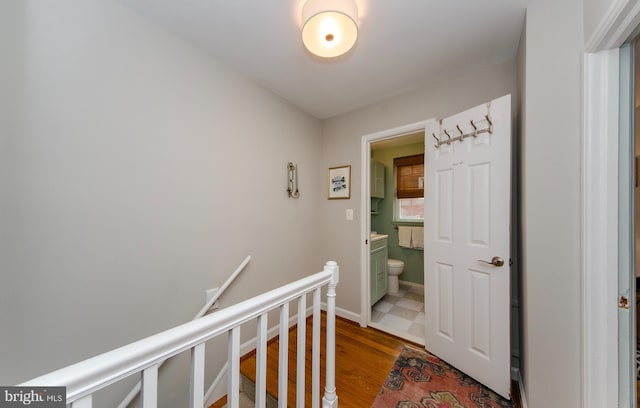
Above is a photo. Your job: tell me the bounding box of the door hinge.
[619,295,630,309]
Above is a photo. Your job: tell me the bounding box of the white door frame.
[359,120,433,328]
[582,47,620,408]
[583,3,640,407]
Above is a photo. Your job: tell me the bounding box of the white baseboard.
[398,280,424,288]
[336,306,360,323]
[319,302,360,324]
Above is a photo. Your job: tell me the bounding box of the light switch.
[346,208,354,221]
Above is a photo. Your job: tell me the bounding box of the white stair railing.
[20,261,340,408]
[117,255,252,408]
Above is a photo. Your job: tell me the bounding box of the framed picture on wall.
[328,165,351,199]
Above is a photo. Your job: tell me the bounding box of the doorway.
[360,96,512,398]
[359,120,431,338]
[368,131,426,345]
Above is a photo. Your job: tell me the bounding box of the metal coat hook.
[443,129,452,145]
[432,133,440,147]
[485,115,493,134]
[456,125,464,140]
[470,120,478,137]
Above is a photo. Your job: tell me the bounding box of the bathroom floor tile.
[391,289,408,297]
[408,322,425,338]
[405,292,424,302]
[389,305,419,321]
[371,310,384,323]
[373,300,393,313]
[381,294,402,304]
[378,314,412,333]
[396,298,424,312]
[370,283,425,342]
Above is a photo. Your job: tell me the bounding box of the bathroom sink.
[370,233,388,241]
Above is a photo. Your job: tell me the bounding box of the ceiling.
[120,0,526,120]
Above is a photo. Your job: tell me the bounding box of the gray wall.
[0,2,322,407]
[320,59,518,316]
[371,143,425,285]
[521,0,583,406]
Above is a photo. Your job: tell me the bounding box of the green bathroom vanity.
[370,234,388,305]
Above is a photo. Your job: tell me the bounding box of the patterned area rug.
[371,345,512,408]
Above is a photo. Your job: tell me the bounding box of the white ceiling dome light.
[301,0,359,58]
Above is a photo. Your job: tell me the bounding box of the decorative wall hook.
[287,162,300,198]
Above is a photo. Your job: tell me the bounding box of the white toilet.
[387,258,405,294]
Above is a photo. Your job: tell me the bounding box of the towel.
[411,226,424,249]
[398,226,412,248]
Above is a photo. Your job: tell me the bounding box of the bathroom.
[369,131,425,344]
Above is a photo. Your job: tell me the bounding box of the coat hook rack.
[431,114,494,149]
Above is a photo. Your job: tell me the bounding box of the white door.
[424,95,511,399]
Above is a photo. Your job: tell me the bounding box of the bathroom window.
[398,197,424,220]
[395,154,424,221]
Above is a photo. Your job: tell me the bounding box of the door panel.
[425,95,511,399]
[435,262,455,340]
[470,268,491,358]
[469,163,491,246]
[436,169,454,241]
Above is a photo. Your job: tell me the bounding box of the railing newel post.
[322,261,339,408]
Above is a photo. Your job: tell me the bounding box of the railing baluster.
[296,295,306,408]
[189,343,205,408]
[71,395,92,408]
[256,313,268,408]
[278,303,289,408]
[227,326,241,408]
[141,364,159,408]
[312,288,321,408]
[311,288,322,408]
[322,261,339,408]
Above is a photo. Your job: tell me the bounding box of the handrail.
[195,255,251,319]
[115,255,251,408]
[20,264,337,405]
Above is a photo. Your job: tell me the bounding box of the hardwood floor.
[213,313,523,407]
[237,314,408,408]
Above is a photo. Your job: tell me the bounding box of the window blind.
[395,154,424,199]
